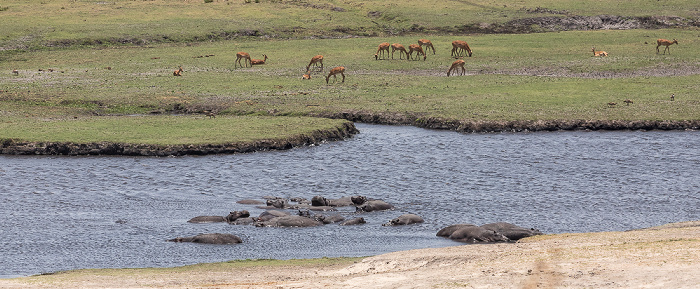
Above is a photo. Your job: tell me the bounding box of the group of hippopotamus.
[168,195,543,245]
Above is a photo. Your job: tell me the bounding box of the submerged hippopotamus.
[225,210,250,223]
[256,215,324,227]
[339,217,366,226]
[257,210,290,222]
[187,216,226,223]
[356,200,394,212]
[480,222,543,241]
[383,214,424,226]
[312,195,365,207]
[168,233,242,244]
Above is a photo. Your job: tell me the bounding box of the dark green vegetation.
[1,0,699,153]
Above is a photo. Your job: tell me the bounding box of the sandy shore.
[2,221,699,289]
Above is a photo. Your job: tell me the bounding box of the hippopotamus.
[437,225,510,243]
[257,210,290,222]
[237,199,264,205]
[311,195,361,207]
[436,224,478,237]
[339,217,366,226]
[168,233,242,244]
[356,200,394,212]
[256,215,324,227]
[225,210,250,223]
[266,198,288,209]
[316,214,346,224]
[351,195,368,205]
[383,214,424,226]
[480,222,543,240]
[187,216,226,223]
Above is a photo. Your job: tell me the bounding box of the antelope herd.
[163,37,681,85]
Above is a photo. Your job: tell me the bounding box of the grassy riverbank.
[1,0,699,150]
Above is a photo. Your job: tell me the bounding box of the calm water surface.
[1,124,699,278]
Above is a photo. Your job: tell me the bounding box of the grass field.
[1,0,699,147]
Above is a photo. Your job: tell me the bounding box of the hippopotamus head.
[351,195,368,205]
[225,210,250,222]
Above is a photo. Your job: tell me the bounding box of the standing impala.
[408,44,426,61]
[391,43,408,60]
[656,39,678,55]
[451,40,472,58]
[306,55,324,71]
[447,60,466,76]
[418,39,435,55]
[235,52,252,68]
[326,66,345,84]
[374,42,390,60]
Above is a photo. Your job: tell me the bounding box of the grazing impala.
[418,39,435,55]
[374,42,390,60]
[656,39,678,55]
[306,55,324,71]
[173,66,183,76]
[451,40,472,58]
[592,47,608,57]
[235,52,252,68]
[447,60,466,76]
[326,66,345,84]
[408,44,426,61]
[391,43,408,60]
[250,54,268,65]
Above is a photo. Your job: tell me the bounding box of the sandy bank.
[2,221,698,288]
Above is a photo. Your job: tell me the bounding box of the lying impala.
[173,66,183,76]
[250,54,268,65]
[592,47,608,57]
[656,39,678,55]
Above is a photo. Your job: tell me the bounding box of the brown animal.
[12,69,19,75]
[250,54,268,65]
[326,66,345,84]
[235,52,252,68]
[391,43,408,60]
[670,94,675,101]
[656,39,678,55]
[607,102,617,107]
[306,55,324,71]
[204,110,216,118]
[623,99,633,105]
[408,44,426,61]
[418,39,435,55]
[447,60,466,76]
[451,40,472,58]
[302,70,312,80]
[592,47,608,57]
[173,66,183,76]
[374,42,390,60]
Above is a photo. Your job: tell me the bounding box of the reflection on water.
[1,124,699,277]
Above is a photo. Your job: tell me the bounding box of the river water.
[1,124,699,278]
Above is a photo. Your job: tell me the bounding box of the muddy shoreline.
[319,111,700,133]
[2,116,698,156]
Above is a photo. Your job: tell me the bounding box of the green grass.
[1,0,698,50]
[0,114,351,145]
[2,29,698,125]
[0,1,699,146]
